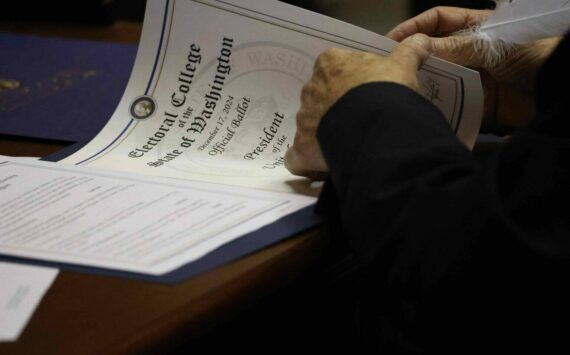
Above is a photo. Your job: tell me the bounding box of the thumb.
[431,35,486,68]
[389,33,432,71]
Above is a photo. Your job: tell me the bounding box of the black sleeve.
[317,82,478,263]
[316,80,570,351]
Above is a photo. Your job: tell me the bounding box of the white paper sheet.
[60,0,483,193]
[0,156,314,275]
[0,262,58,342]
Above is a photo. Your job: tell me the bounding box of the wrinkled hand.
[387,6,560,133]
[284,35,432,179]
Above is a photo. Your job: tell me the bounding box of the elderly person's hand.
[387,6,560,133]
[284,35,432,179]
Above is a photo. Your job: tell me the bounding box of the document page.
[0,262,58,342]
[60,0,483,193]
[0,156,314,275]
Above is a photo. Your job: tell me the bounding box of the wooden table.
[0,21,328,355]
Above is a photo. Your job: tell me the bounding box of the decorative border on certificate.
[76,0,174,166]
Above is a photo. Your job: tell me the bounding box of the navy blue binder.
[0,33,137,143]
[2,139,323,283]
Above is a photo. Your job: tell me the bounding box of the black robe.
[316,34,570,352]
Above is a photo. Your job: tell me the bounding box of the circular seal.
[129,95,157,120]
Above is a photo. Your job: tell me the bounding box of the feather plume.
[460,0,570,66]
[478,0,570,44]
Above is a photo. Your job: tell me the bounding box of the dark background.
[1,0,494,24]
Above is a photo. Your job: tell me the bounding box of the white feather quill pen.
[465,0,570,64]
[478,0,570,43]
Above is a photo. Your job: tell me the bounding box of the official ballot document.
[60,0,483,193]
[0,0,483,276]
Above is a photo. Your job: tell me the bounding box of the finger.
[386,7,491,41]
[314,47,353,71]
[430,35,486,68]
[284,144,301,175]
[284,144,321,179]
[389,34,432,71]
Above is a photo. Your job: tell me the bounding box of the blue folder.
[0,141,324,283]
[0,33,137,143]
[0,138,323,283]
